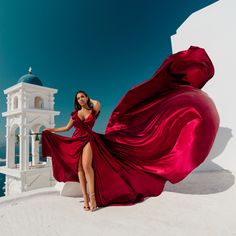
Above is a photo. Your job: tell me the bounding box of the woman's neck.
[81,105,90,110]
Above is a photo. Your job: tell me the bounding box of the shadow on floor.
[164,169,234,194]
[164,126,235,195]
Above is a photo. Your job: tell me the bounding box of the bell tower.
[0,67,60,196]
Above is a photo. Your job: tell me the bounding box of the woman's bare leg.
[82,142,97,211]
[78,153,90,210]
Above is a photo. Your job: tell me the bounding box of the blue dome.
[18,73,43,86]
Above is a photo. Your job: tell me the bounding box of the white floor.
[0,170,235,236]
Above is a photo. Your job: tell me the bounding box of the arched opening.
[29,124,47,166]
[34,96,44,109]
[14,127,20,167]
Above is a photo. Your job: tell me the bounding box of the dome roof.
[18,67,43,86]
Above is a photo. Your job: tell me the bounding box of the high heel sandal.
[83,195,90,211]
[90,192,98,212]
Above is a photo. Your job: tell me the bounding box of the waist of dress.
[75,123,94,133]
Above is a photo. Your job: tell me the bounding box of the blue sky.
[0,0,218,146]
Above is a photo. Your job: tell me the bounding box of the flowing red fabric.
[42,46,220,207]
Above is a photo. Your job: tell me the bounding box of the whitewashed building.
[171,0,236,172]
[0,68,60,196]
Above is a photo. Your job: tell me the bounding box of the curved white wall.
[171,0,235,172]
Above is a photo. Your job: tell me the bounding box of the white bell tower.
[0,67,60,196]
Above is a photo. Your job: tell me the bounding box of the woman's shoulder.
[70,110,78,120]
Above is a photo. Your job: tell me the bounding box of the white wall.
[171,0,235,172]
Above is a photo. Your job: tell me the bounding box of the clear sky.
[0,0,218,146]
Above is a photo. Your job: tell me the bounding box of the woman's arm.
[44,117,74,133]
[90,99,101,114]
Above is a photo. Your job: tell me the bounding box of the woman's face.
[77,92,88,106]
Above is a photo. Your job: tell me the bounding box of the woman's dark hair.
[74,90,93,110]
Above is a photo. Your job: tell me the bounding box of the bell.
[15,134,19,144]
[35,133,40,141]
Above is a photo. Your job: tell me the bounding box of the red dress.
[42,46,220,207]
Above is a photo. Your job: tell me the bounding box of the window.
[13,96,18,109]
[34,96,44,109]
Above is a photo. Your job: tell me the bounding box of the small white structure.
[171,0,236,172]
[0,68,60,196]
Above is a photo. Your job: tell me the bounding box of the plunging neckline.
[77,110,93,122]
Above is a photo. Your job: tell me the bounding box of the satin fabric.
[42,46,220,207]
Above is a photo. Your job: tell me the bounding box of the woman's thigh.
[78,151,83,172]
[81,142,93,170]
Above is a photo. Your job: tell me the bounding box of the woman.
[43,90,100,212]
[42,46,219,212]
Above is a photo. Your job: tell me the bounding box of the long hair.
[74,90,93,111]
